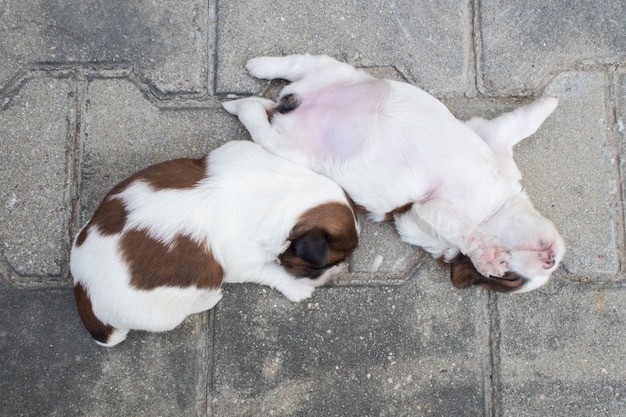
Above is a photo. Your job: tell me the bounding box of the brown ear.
[278,202,358,278]
[448,253,526,293]
[448,253,483,289]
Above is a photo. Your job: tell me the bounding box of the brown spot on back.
[279,202,358,277]
[73,281,115,344]
[446,253,526,293]
[75,197,128,246]
[75,157,208,247]
[120,229,223,290]
[384,202,414,221]
[133,157,207,190]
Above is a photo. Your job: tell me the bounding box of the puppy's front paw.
[470,240,510,278]
[278,280,316,303]
[312,264,343,287]
[276,267,342,302]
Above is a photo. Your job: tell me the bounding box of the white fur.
[71,141,356,345]
[223,54,565,292]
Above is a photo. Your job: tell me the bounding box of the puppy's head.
[279,202,358,278]
[463,194,565,293]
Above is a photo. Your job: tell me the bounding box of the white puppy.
[71,140,358,346]
[223,54,565,293]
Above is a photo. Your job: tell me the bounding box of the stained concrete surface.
[1,1,624,416]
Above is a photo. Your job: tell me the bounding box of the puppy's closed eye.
[448,253,526,293]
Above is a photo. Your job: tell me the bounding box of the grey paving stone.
[446,71,620,279]
[537,72,620,277]
[341,215,424,285]
[0,0,209,95]
[216,0,472,96]
[478,0,626,95]
[0,75,75,281]
[618,70,626,255]
[0,279,209,417]
[493,279,626,417]
[211,263,491,417]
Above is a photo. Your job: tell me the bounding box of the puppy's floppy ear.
[448,254,482,289]
[293,228,329,267]
[447,253,526,292]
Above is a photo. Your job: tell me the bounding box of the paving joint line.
[0,64,223,109]
[207,0,218,96]
[466,0,479,98]
[608,68,626,274]
[486,291,500,417]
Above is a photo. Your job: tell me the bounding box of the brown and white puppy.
[70,140,358,346]
[223,54,565,293]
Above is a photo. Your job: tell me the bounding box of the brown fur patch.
[73,281,115,344]
[76,197,128,247]
[279,202,358,277]
[446,253,526,293]
[384,202,414,221]
[75,157,208,247]
[120,229,223,290]
[133,157,208,190]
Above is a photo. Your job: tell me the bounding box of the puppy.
[70,140,358,346]
[223,54,564,293]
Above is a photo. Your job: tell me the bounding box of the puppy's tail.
[275,94,300,114]
[73,282,128,347]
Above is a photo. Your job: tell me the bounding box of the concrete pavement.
[1,1,624,416]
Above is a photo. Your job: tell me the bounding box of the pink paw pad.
[473,245,510,278]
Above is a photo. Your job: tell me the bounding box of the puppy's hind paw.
[222,97,275,116]
[538,95,559,111]
[221,98,244,115]
[246,56,282,79]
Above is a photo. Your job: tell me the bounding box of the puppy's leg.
[246,54,356,82]
[246,54,373,93]
[465,96,558,155]
[248,263,326,302]
[222,97,311,167]
[409,199,510,277]
[222,96,274,116]
[222,97,279,147]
